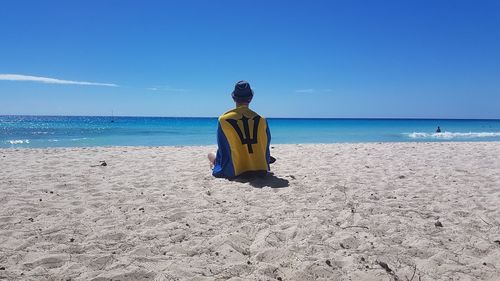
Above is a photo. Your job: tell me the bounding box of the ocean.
[1,115,500,148]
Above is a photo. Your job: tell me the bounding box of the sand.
[0,142,499,281]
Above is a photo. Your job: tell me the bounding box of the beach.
[1,142,499,281]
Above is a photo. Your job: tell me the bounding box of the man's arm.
[212,122,235,178]
[265,119,271,168]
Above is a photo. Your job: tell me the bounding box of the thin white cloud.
[295,88,333,94]
[295,89,315,93]
[147,85,189,93]
[0,74,118,87]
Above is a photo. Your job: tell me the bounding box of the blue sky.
[1,0,499,118]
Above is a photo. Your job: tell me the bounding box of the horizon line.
[1,114,500,121]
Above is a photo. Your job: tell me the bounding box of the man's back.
[212,105,271,178]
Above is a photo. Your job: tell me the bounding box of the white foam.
[407,132,500,139]
[8,139,30,144]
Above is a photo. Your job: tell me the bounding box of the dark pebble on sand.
[247,261,251,265]
[49,191,53,194]
[493,240,500,245]
[398,175,406,179]
[0,267,5,270]
[139,207,144,211]
[186,223,190,227]
[277,277,282,281]
[361,257,365,262]
[39,199,42,202]
[435,221,443,227]
[215,252,219,256]
[70,238,75,242]
[377,261,392,272]
[325,260,332,267]
[28,218,34,222]
[483,262,487,266]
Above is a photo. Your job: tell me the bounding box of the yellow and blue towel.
[212,105,271,178]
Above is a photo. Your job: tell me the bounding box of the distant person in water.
[208,81,272,178]
[436,126,442,133]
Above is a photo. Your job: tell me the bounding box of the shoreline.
[1,142,499,280]
[1,140,500,150]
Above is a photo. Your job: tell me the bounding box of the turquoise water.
[1,115,500,148]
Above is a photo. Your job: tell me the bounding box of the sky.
[0,0,499,119]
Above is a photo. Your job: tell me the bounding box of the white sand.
[1,142,499,280]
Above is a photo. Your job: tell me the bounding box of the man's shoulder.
[218,109,238,122]
[218,107,265,122]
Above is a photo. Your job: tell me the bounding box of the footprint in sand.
[24,256,66,269]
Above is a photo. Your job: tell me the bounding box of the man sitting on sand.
[208,81,271,178]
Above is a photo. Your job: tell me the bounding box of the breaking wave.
[8,139,30,144]
[407,132,500,139]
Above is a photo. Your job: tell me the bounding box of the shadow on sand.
[230,172,289,188]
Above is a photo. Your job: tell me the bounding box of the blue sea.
[1,115,500,148]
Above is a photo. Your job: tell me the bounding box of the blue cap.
[231,80,254,101]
